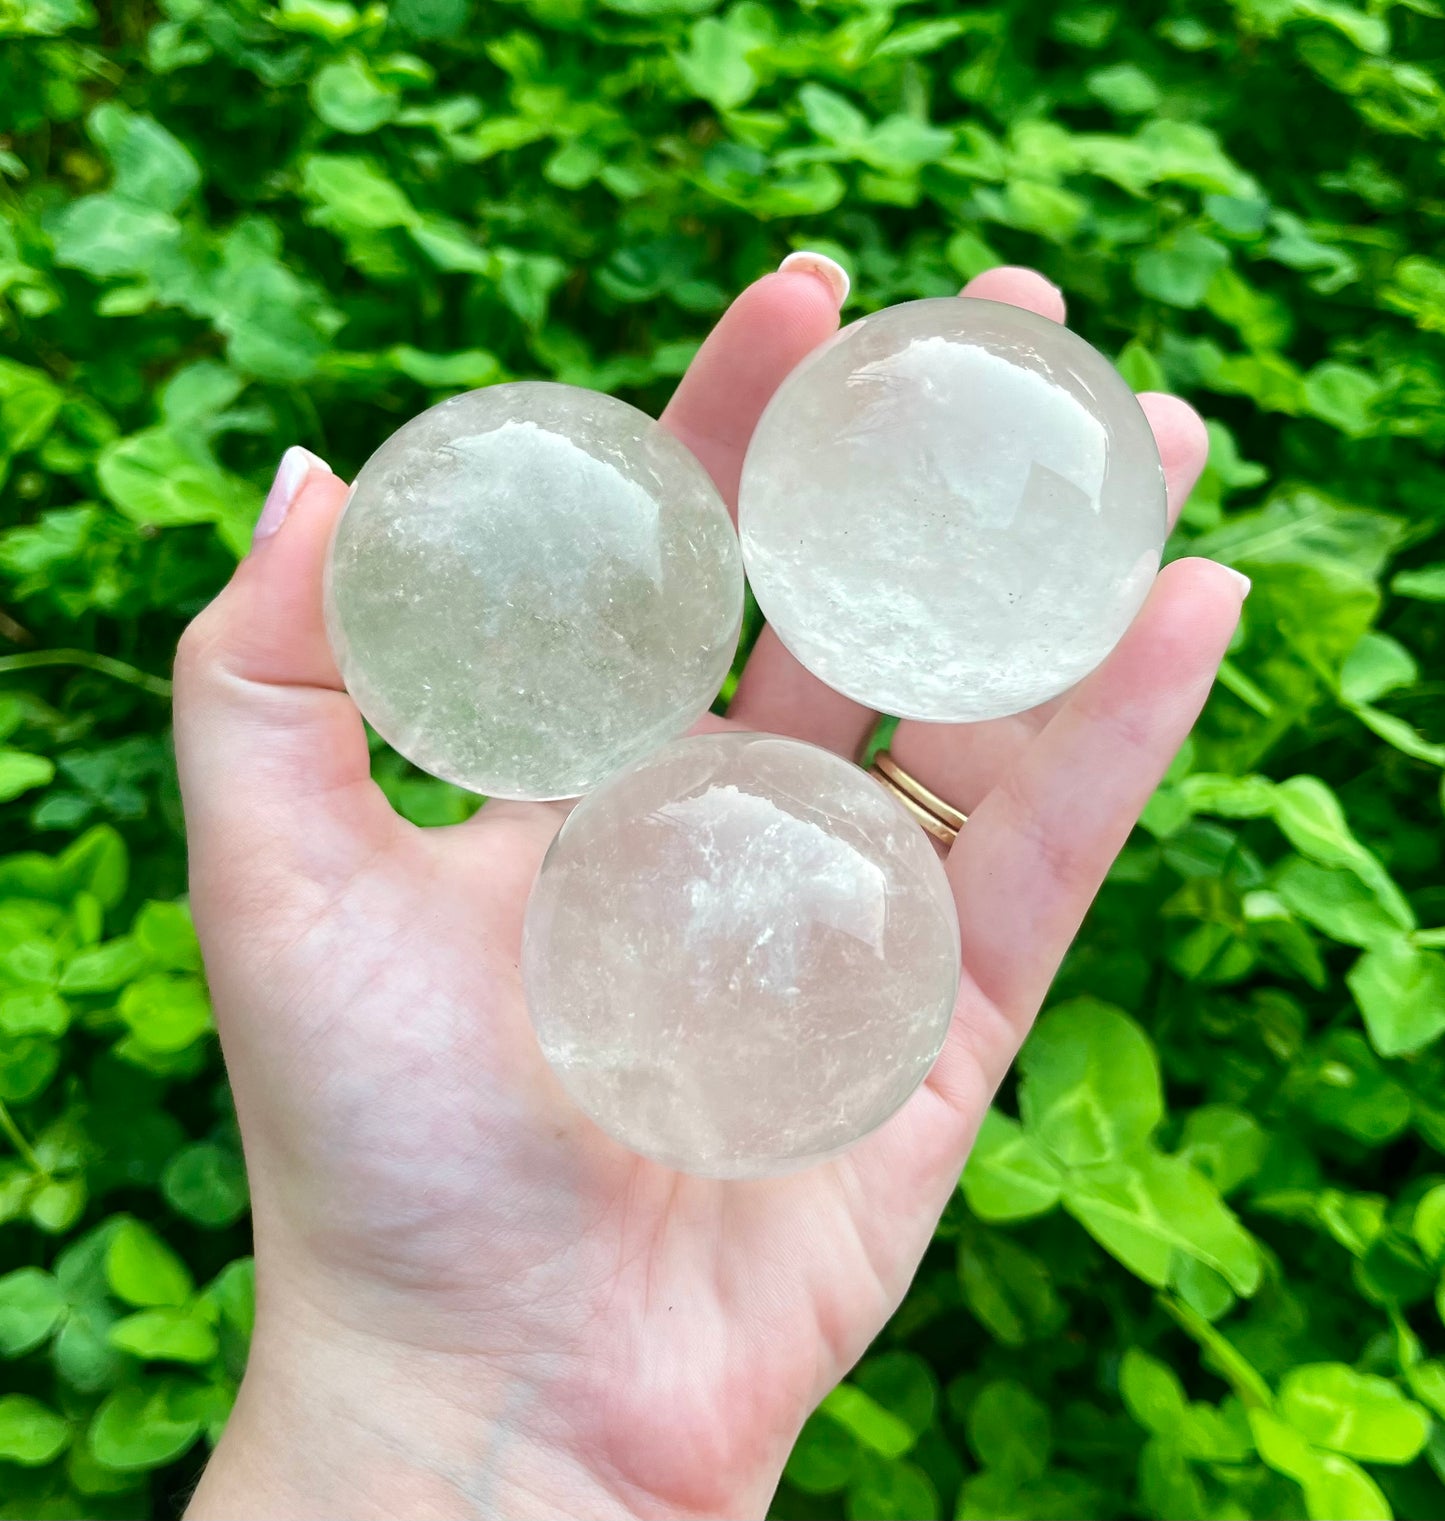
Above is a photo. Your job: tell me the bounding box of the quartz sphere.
[324,382,743,801]
[739,298,1167,723]
[522,732,962,1178]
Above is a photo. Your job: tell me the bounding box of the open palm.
[175,265,1245,1520]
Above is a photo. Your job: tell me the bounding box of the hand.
[174,263,1246,1520]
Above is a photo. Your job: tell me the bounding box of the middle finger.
[890,313,1210,817]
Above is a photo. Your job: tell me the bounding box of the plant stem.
[1217,659,1275,717]
[0,649,172,699]
[0,1098,43,1174]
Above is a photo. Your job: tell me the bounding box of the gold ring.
[868,750,967,847]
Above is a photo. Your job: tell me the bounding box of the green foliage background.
[0,0,1443,1515]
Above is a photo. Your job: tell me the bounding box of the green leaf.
[602,0,720,11]
[957,1229,1066,1348]
[1138,1435,1207,1521]
[1000,180,1088,241]
[1278,1364,1430,1463]
[820,1383,916,1459]
[0,1268,65,1356]
[967,1380,1051,1482]
[106,1219,194,1308]
[1135,231,1231,308]
[204,1257,255,1344]
[675,16,758,110]
[1393,565,1445,601]
[98,429,238,529]
[210,221,337,384]
[311,54,399,134]
[1304,363,1382,437]
[0,0,95,34]
[117,973,212,1053]
[0,1394,70,1465]
[852,1353,936,1442]
[1115,339,1167,392]
[0,749,55,802]
[48,194,182,279]
[1064,1152,1261,1294]
[1119,1348,1189,1435]
[957,1468,1104,1521]
[1413,1186,1445,1264]
[1404,1360,1445,1423]
[88,1382,202,1471]
[1171,1250,1236,1321]
[1134,119,1259,196]
[1347,941,1445,1057]
[960,1110,1064,1221]
[0,357,64,466]
[1295,1031,1412,1144]
[1178,1105,1267,1196]
[391,0,469,37]
[88,103,200,212]
[162,1142,248,1228]
[407,215,492,273]
[0,1036,60,1104]
[0,989,69,1037]
[109,1307,219,1364]
[1018,999,1162,1166]
[1086,62,1162,113]
[301,154,418,231]
[495,248,568,330]
[1289,0,1390,53]
[132,902,201,973]
[1205,265,1294,348]
[1271,777,1414,932]
[59,937,147,994]
[30,1175,86,1233]
[1191,488,1404,578]
[55,1308,127,1395]
[159,360,245,429]
[389,344,501,389]
[1180,772,1278,817]
[785,1409,859,1494]
[1341,632,1418,705]
[59,827,128,909]
[1276,861,1404,949]
[1249,1409,1391,1521]
[1347,701,1445,768]
[844,1451,939,1521]
[798,84,869,146]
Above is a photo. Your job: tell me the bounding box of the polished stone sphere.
[324,382,743,801]
[738,298,1167,723]
[522,732,962,1178]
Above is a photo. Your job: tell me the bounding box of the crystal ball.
[522,732,962,1178]
[324,381,743,801]
[738,298,1167,723]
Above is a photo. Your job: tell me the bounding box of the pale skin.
[175,264,1247,1520]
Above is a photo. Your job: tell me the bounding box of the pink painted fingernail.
[779,250,850,307]
[1223,567,1252,598]
[255,447,330,544]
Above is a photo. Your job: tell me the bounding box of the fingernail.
[255,447,330,544]
[779,250,850,307]
[1223,567,1252,598]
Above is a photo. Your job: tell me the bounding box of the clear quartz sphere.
[324,381,743,801]
[522,732,962,1179]
[738,298,1167,723]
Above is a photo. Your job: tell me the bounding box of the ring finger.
[887,270,1210,820]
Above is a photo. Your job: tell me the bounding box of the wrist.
[188,1297,681,1520]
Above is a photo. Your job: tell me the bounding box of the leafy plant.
[2,0,1443,1517]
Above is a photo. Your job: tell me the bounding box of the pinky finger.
[940,558,1249,1091]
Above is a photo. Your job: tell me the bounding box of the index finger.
[660,257,845,512]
